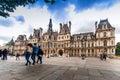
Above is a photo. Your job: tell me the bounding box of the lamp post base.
[47,56,50,58]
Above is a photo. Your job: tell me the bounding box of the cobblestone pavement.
[0,56,120,80]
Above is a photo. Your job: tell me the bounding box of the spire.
[47,18,53,33]
[7,38,14,46]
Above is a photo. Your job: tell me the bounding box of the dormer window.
[104,24,107,29]
[102,23,107,29]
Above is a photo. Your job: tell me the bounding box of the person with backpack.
[31,43,39,65]
[36,46,44,64]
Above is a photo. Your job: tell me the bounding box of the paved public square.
[0,56,120,80]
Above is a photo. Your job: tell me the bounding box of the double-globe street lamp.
[47,32,52,58]
[81,37,86,59]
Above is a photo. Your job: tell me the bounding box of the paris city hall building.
[14,18,115,57]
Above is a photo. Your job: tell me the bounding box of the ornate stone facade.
[14,18,115,57]
[14,35,27,55]
[38,19,115,57]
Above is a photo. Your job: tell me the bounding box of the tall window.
[98,33,100,37]
[88,49,90,53]
[104,40,107,46]
[104,24,106,29]
[92,49,94,53]
[111,41,113,45]
[88,43,90,47]
[111,32,114,36]
[104,32,107,37]
[104,48,107,52]
[92,43,94,47]
[112,49,114,53]
[99,49,100,52]
[99,41,100,46]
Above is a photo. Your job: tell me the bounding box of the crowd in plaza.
[0,48,8,60]
[0,44,108,66]
[0,43,44,66]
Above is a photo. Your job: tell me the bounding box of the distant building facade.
[14,35,27,55]
[13,18,115,57]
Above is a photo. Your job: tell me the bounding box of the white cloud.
[0,6,53,46]
[66,3,120,44]
[0,2,120,46]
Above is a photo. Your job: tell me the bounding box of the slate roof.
[98,19,113,29]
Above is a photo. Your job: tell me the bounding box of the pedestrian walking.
[25,43,33,66]
[103,52,107,61]
[2,48,8,60]
[0,49,2,59]
[100,53,103,60]
[36,46,44,64]
[31,43,39,65]
[16,53,20,60]
[81,53,85,60]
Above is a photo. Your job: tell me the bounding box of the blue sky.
[0,0,120,45]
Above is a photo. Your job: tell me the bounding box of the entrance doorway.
[58,50,63,56]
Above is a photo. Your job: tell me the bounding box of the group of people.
[25,43,44,66]
[0,49,8,60]
[100,52,107,61]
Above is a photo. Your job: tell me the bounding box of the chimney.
[69,21,71,33]
[59,23,62,33]
[95,21,97,30]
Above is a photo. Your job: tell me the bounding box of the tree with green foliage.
[0,0,65,18]
[116,42,120,56]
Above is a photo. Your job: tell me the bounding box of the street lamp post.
[47,33,52,58]
[81,37,86,59]
[47,18,53,58]
[11,45,14,56]
[47,41,50,58]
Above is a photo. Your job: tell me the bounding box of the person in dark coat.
[0,49,3,59]
[36,46,44,64]
[100,53,103,60]
[103,52,107,60]
[2,49,8,60]
[81,53,85,60]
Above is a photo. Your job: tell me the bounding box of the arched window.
[104,32,107,37]
[104,40,107,46]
